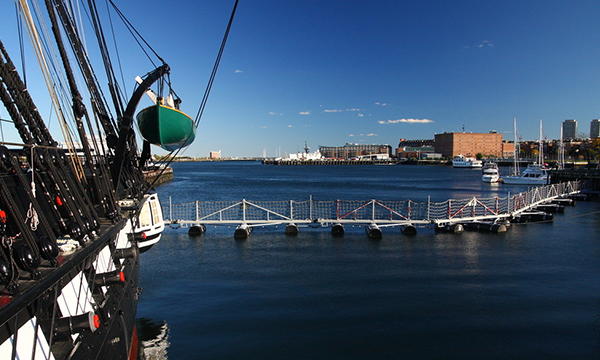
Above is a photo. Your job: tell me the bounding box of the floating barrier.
[460,221,508,233]
[434,223,464,234]
[234,223,252,239]
[534,204,565,213]
[401,224,417,235]
[511,211,553,223]
[164,181,582,238]
[551,198,574,206]
[365,224,382,239]
[285,223,299,235]
[331,223,345,237]
[188,224,207,236]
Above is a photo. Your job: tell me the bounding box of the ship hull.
[137,104,196,151]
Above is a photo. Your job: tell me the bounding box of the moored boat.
[481,161,500,183]
[452,154,483,168]
[501,163,550,185]
[501,119,549,185]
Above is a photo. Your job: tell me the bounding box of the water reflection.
[137,318,170,360]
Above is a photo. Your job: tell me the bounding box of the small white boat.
[452,154,483,168]
[134,193,165,252]
[481,162,500,183]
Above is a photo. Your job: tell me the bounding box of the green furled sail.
[136,104,196,151]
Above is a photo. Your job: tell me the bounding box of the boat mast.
[512,117,519,176]
[558,126,565,170]
[538,119,544,165]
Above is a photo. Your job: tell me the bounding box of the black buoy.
[365,224,382,239]
[188,224,207,237]
[234,223,252,239]
[331,223,345,237]
[285,223,299,235]
[401,224,417,236]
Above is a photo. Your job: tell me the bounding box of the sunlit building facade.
[434,132,504,158]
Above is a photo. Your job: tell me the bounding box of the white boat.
[452,154,483,168]
[481,162,500,183]
[501,119,550,185]
[501,163,550,185]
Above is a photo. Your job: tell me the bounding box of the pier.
[163,181,584,238]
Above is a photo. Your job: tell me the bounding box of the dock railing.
[163,181,581,228]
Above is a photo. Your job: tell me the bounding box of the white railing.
[163,181,581,227]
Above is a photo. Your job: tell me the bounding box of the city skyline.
[1,1,600,157]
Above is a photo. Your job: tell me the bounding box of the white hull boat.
[452,154,483,168]
[481,162,500,183]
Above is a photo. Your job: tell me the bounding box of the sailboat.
[0,0,237,359]
[501,119,550,185]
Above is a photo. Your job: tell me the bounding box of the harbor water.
[137,161,600,359]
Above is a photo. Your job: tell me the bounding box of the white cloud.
[287,125,293,128]
[366,133,378,137]
[375,102,388,106]
[346,108,361,112]
[358,113,364,117]
[349,134,355,137]
[269,112,283,116]
[378,118,434,124]
[235,70,243,73]
[299,111,311,115]
[323,109,343,113]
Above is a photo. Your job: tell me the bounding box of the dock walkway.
[163,181,582,238]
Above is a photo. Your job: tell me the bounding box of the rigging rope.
[107,0,165,66]
[195,0,239,126]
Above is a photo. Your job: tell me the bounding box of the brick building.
[434,132,504,158]
[319,143,392,159]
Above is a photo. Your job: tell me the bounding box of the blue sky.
[2,1,600,157]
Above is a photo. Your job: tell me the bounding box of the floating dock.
[163,181,585,239]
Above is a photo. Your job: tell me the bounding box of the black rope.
[195,0,240,126]
[15,2,26,88]
[108,0,164,66]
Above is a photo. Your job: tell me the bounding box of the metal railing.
[164,181,581,227]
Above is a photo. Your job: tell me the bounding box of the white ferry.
[452,154,483,168]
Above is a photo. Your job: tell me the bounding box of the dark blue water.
[138,161,600,359]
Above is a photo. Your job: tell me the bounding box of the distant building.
[209,150,221,159]
[397,146,436,159]
[319,143,392,159]
[502,141,515,158]
[434,131,503,158]
[562,119,577,140]
[591,119,600,139]
[397,139,435,148]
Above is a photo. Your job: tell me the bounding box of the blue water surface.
[138,161,600,359]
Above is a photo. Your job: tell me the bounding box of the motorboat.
[481,162,500,183]
[452,154,483,168]
[501,163,550,185]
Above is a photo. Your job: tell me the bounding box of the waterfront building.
[562,119,577,140]
[397,146,436,159]
[502,141,515,159]
[434,131,504,158]
[319,143,392,159]
[591,119,600,139]
[210,150,222,159]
